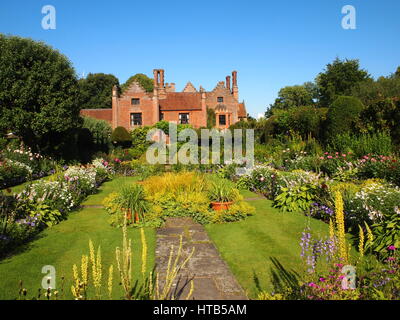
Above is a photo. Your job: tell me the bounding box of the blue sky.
[0,0,399,117]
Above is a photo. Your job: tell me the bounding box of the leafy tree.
[325,96,364,141]
[0,35,81,156]
[352,76,400,106]
[287,106,328,139]
[395,66,400,78]
[269,85,314,112]
[120,73,154,93]
[82,116,112,153]
[78,73,119,109]
[316,58,371,107]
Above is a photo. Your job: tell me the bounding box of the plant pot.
[211,201,233,211]
[134,212,140,224]
[126,209,133,223]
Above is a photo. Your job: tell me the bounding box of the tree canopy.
[78,73,119,109]
[266,84,314,117]
[0,35,82,155]
[120,73,154,93]
[316,58,371,107]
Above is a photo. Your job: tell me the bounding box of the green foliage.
[0,35,82,157]
[269,85,314,112]
[208,178,241,203]
[274,184,316,213]
[130,126,153,159]
[120,73,154,93]
[352,75,400,107]
[286,107,328,139]
[111,127,132,147]
[78,73,119,109]
[316,58,371,107]
[207,107,216,128]
[328,132,393,157]
[368,213,400,259]
[325,96,364,141]
[114,184,150,223]
[82,116,112,146]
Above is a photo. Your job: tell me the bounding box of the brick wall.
[80,109,113,124]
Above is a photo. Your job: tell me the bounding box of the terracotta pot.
[134,212,140,224]
[211,201,233,211]
[126,209,132,222]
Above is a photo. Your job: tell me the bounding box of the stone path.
[156,217,248,300]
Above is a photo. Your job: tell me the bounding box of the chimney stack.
[232,70,239,101]
[153,69,159,88]
[232,71,238,87]
[226,76,231,91]
[153,69,165,88]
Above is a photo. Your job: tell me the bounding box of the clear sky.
[0,0,399,117]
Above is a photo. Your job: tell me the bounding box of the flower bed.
[0,159,114,258]
[0,146,57,189]
[103,172,255,228]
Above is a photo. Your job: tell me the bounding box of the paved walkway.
[155,217,248,300]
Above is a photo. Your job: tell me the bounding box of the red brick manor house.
[81,69,247,130]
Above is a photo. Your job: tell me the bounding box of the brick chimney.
[226,76,231,91]
[232,70,239,101]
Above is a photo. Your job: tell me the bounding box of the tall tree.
[0,35,82,155]
[266,85,314,117]
[316,58,371,107]
[78,73,119,109]
[120,73,154,93]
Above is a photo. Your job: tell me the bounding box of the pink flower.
[327,156,333,159]
[319,157,325,160]
[342,154,346,157]
[324,152,329,155]
[388,245,396,251]
[319,277,326,282]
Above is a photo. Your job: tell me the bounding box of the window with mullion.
[130,113,142,126]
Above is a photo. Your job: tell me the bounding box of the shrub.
[82,116,112,150]
[325,96,364,141]
[111,127,132,147]
[368,214,400,259]
[287,106,328,139]
[130,126,153,159]
[328,132,393,158]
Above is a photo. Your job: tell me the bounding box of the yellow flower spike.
[108,265,113,300]
[141,228,147,277]
[334,191,347,263]
[358,225,365,258]
[365,222,374,244]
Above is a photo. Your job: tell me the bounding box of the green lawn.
[206,190,352,299]
[1,176,358,300]
[0,177,155,300]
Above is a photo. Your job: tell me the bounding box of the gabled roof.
[238,102,247,118]
[159,92,202,111]
[182,82,197,93]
